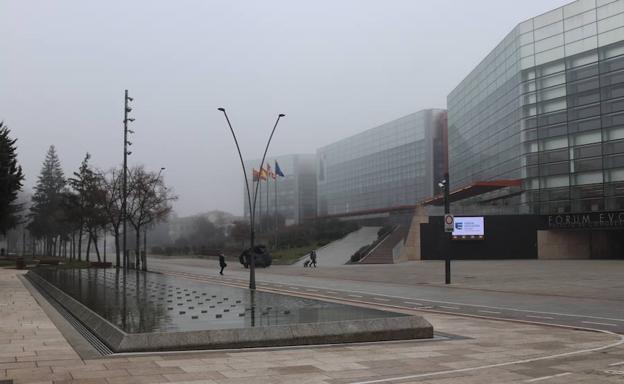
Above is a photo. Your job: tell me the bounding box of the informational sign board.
[538,211,624,230]
[444,214,454,233]
[452,216,484,240]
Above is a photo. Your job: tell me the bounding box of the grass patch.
[0,260,17,268]
[271,243,321,265]
[57,260,91,269]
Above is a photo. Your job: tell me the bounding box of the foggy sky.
[1,0,569,216]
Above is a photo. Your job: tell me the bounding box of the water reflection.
[33,268,403,333]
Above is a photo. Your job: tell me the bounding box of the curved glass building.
[448,0,624,215]
[317,109,447,217]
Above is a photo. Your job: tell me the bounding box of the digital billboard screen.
[452,217,484,239]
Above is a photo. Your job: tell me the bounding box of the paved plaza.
[2,261,624,383]
[155,257,624,301]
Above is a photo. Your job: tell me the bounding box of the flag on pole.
[259,167,268,180]
[252,168,260,182]
[275,161,285,177]
[267,163,276,179]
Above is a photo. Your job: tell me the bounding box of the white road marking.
[288,286,300,290]
[305,289,318,292]
[608,361,624,366]
[234,280,624,324]
[526,315,554,320]
[525,372,571,382]
[347,332,623,384]
[348,294,363,298]
[403,301,423,306]
[325,291,337,295]
[604,369,624,375]
[478,310,501,314]
[582,321,617,327]
[373,297,390,302]
[439,305,460,310]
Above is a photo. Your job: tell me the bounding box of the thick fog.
[1,0,569,216]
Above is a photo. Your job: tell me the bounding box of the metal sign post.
[442,172,451,284]
[444,214,454,233]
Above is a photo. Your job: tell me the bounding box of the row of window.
[521,196,624,214]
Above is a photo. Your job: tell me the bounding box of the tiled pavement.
[2,268,624,384]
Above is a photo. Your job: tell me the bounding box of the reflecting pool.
[32,268,405,333]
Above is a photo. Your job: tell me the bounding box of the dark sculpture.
[239,245,272,268]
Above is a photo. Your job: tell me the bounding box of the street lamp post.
[122,90,135,270]
[218,108,285,290]
[440,172,451,284]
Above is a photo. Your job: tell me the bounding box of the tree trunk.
[86,234,91,262]
[142,230,147,272]
[77,228,83,261]
[92,230,101,262]
[135,227,141,270]
[114,229,120,268]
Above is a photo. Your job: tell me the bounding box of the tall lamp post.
[122,90,135,270]
[142,167,165,271]
[438,172,451,284]
[218,108,285,290]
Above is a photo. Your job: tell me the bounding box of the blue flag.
[275,161,285,177]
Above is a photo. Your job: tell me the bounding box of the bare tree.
[127,166,176,270]
[68,153,107,262]
[99,167,124,267]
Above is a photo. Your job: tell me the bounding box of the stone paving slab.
[151,257,624,301]
[1,267,624,384]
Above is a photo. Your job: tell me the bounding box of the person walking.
[219,252,227,275]
[310,250,317,268]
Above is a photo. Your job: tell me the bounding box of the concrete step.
[360,225,408,264]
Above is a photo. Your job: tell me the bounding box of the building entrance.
[537,229,624,259]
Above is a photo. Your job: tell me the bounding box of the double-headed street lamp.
[218,108,285,290]
[122,90,135,270]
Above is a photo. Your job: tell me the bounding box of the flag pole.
[274,173,278,248]
[266,173,269,227]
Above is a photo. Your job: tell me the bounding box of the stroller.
[303,259,311,267]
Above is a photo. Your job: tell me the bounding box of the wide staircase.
[294,226,381,267]
[359,225,408,264]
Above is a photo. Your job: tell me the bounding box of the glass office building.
[448,0,624,214]
[317,109,447,216]
[243,154,317,225]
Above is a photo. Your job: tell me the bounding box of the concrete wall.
[399,206,428,261]
[538,230,624,259]
[537,230,591,259]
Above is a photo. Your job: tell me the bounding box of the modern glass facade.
[243,154,317,225]
[317,109,447,216]
[448,0,624,215]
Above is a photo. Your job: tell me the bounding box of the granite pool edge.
[26,270,434,352]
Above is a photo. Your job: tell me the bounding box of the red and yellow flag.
[259,167,268,181]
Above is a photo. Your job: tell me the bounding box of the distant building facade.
[243,154,317,225]
[316,109,448,217]
[168,211,239,241]
[448,0,624,215]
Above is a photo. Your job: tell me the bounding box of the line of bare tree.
[27,146,176,269]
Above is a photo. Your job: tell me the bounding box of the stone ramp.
[360,225,409,264]
[295,226,381,267]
